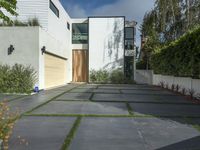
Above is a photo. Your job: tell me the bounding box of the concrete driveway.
[3,84,200,150]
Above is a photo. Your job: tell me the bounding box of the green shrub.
[151,26,200,79]
[90,69,135,84]
[27,18,40,26]
[0,64,37,94]
[136,60,150,70]
[89,69,109,83]
[110,69,124,84]
[0,18,40,26]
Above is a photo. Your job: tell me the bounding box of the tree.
[139,0,200,68]
[0,0,18,23]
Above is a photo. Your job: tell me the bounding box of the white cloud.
[67,4,87,18]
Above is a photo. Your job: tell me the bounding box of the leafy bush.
[90,69,133,84]
[0,18,40,26]
[0,64,37,94]
[89,69,109,83]
[0,102,17,150]
[136,60,150,70]
[110,69,125,84]
[151,26,200,79]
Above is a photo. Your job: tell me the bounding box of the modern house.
[0,0,136,90]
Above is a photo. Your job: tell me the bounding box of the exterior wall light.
[8,45,14,55]
[41,46,46,55]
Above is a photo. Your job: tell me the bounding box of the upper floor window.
[125,27,134,39]
[50,0,59,18]
[67,22,70,30]
[72,23,88,44]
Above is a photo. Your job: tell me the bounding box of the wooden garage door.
[45,53,67,89]
[72,50,88,82]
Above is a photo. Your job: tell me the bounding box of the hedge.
[0,64,37,94]
[151,26,200,79]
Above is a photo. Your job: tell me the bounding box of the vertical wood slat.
[72,50,88,82]
[45,53,67,89]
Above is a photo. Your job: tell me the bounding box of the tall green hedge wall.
[151,26,200,79]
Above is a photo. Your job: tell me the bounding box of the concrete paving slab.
[98,85,161,90]
[130,103,200,117]
[8,84,79,114]
[9,116,76,150]
[93,89,120,94]
[55,93,92,101]
[92,93,191,104]
[121,89,175,95]
[69,88,94,93]
[31,101,129,115]
[0,94,22,102]
[69,118,146,150]
[134,118,200,150]
[78,85,98,89]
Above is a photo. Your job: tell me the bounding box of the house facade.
[0,0,136,90]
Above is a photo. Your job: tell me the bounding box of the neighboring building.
[0,0,136,90]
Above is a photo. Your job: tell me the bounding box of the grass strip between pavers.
[23,113,152,118]
[192,124,200,132]
[61,117,82,150]
[23,113,200,119]
[126,102,134,115]
[24,85,83,114]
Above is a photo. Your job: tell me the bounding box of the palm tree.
[0,0,18,23]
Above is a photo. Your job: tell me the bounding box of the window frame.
[125,27,134,40]
[49,0,59,18]
[72,23,88,44]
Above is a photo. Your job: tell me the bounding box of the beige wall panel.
[45,54,67,89]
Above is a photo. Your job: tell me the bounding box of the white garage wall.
[0,27,40,87]
[89,17,125,71]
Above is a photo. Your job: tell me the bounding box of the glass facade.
[72,23,88,44]
[125,40,134,50]
[125,28,134,39]
[124,27,135,79]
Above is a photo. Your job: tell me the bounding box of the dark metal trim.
[44,51,68,60]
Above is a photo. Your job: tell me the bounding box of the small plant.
[165,83,169,89]
[159,81,165,88]
[176,84,181,92]
[0,102,17,150]
[0,18,40,27]
[188,89,195,100]
[182,88,187,95]
[171,84,175,91]
[0,64,37,94]
[27,18,40,26]
[89,69,109,83]
[110,69,124,84]
[196,93,200,100]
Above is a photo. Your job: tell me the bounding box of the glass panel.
[72,23,88,44]
[50,0,59,17]
[125,28,134,39]
[125,40,134,50]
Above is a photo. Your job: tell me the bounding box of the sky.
[60,0,155,47]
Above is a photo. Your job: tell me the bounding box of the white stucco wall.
[0,27,40,87]
[88,17,124,71]
[38,28,72,86]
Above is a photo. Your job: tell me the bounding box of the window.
[125,27,134,39]
[67,22,70,30]
[125,40,134,50]
[72,23,88,44]
[50,0,59,17]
